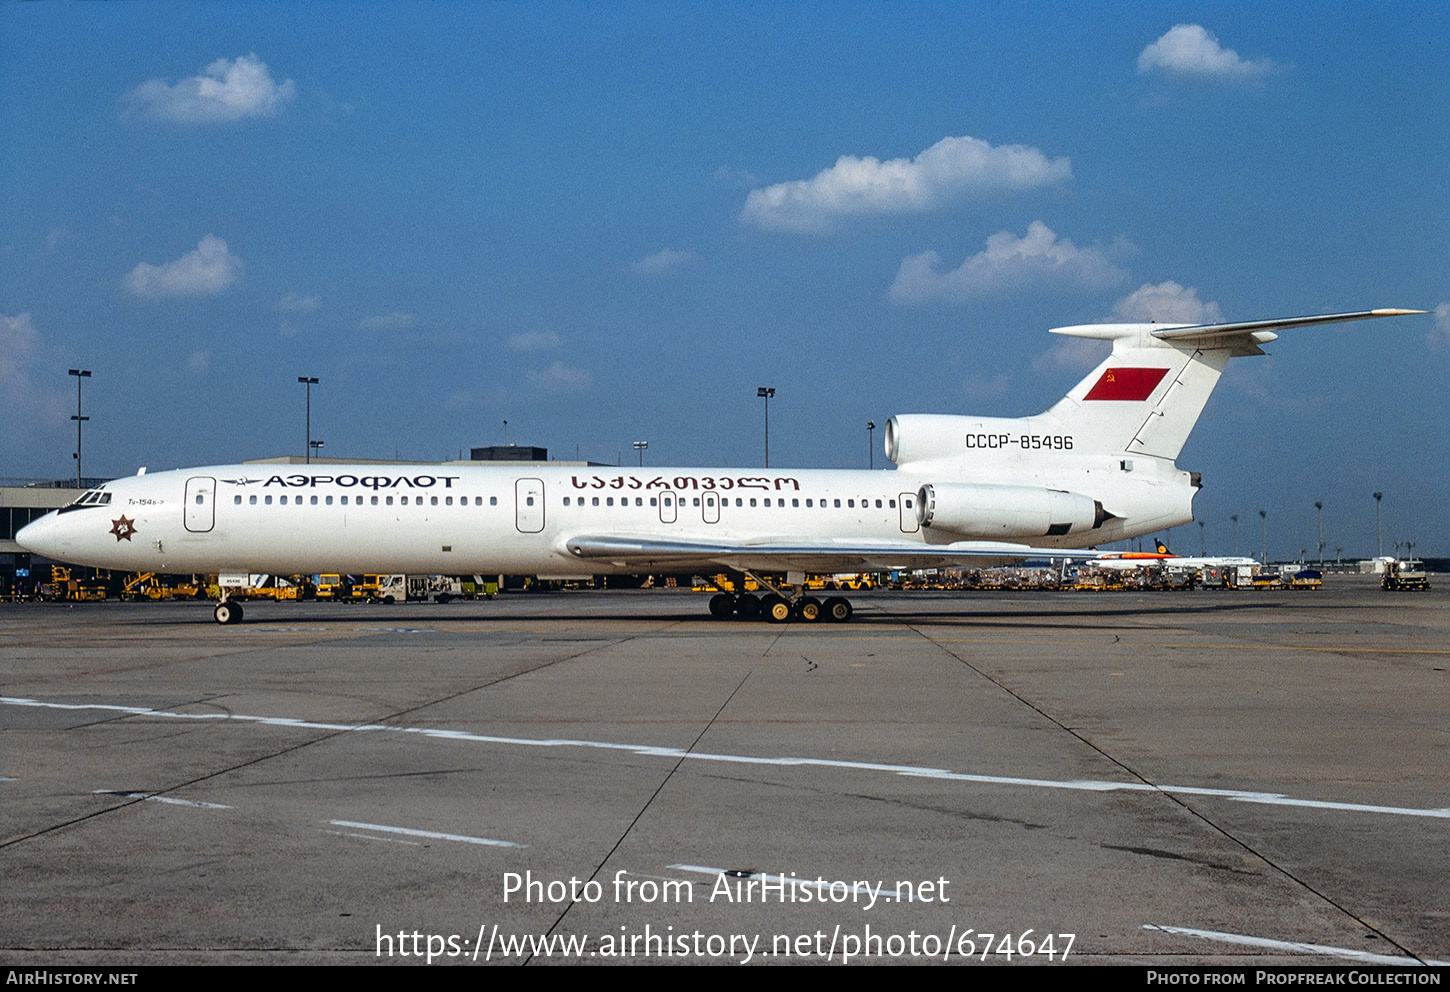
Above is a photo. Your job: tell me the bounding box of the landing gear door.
[515,478,545,533]
[184,477,216,533]
[898,492,919,534]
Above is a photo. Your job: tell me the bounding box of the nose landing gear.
[213,599,244,624]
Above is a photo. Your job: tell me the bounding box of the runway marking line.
[1143,924,1449,966]
[670,864,921,902]
[91,789,232,809]
[328,819,526,848]
[7,697,1448,823]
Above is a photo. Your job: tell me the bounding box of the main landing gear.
[707,591,854,624]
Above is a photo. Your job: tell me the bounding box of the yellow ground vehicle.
[121,572,208,600]
[40,565,107,601]
[313,574,350,600]
[1288,569,1323,590]
[212,574,307,601]
[696,574,762,594]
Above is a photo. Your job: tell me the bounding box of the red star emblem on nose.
[109,516,136,541]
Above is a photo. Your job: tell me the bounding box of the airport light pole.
[757,387,775,468]
[1373,492,1383,557]
[1258,509,1268,564]
[309,440,324,461]
[1315,501,1324,565]
[68,369,91,489]
[298,377,318,463]
[1230,514,1238,557]
[633,440,648,466]
[1199,520,1205,556]
[867,421,876,470]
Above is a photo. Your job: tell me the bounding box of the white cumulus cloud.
[357,312,414,331]
[1138,25,1279,81]
[124,235,243,298]
[274,292,322,313]
[1110,281,1223,324]
[888,221,1125,304]
[123,54,297,123]
[507,330,561,352]
[528,362,591,391]
[1,313,41,398]
[1,313,68,421]
[1431,302,1450,348]
[633,248,694,275]
[742,135,1072,233]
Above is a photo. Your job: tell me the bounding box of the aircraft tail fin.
[1044,309,1421,460]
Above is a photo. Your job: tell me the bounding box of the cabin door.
[184,477,216,533]
[515,478,545,533]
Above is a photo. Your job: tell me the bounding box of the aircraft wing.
[564,536,1101,573]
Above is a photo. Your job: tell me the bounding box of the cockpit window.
[59,488,112,513]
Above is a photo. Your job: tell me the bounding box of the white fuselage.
[17,458,1192,577]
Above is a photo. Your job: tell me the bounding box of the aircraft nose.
[16,510,65,558]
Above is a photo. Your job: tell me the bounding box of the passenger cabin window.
[234,495,241,505]
[249,495,257,505]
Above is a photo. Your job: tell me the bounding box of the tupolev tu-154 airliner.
[18,308,1422,624]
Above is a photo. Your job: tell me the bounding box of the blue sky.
[2,2,1446,557]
